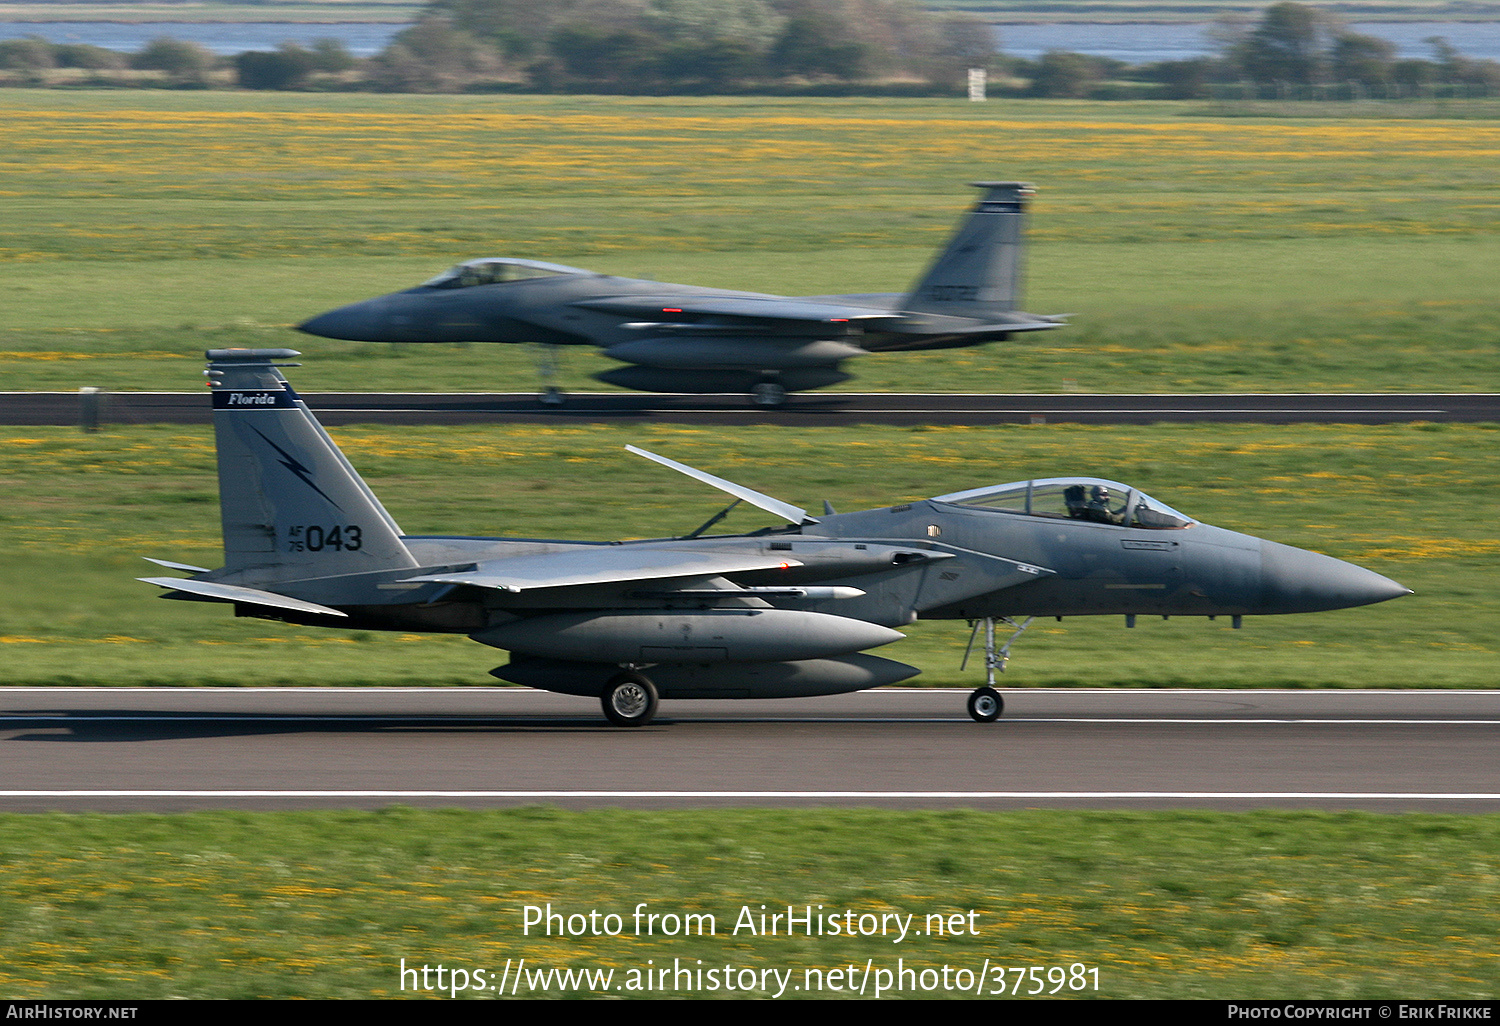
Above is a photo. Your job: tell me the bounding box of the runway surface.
[3,687,1497,813]
[6,390,1498,427]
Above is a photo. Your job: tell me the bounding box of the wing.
[574,294,1063,348]
[398,545,804,593]
[572,294,894,335]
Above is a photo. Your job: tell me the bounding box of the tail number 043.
[286,525,363,552]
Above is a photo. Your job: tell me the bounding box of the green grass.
[2,420,1493,688]
[6,236,1500,394]
[1,808,1497,999]
[3,92,1499,394]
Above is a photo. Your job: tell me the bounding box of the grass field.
[1,808,1497,999]
[2,92,1498,394]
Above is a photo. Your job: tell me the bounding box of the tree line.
[1030,2,1500,99]
[0,0,991,93]
[2,1,1496,98]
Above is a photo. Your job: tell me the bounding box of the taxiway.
[3,391,1496,427]
[3,688,1496,813]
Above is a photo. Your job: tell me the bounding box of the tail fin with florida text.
[205,348,418,584]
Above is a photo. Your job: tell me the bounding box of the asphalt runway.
[3,687,1497,813]
[5,390,1498,427]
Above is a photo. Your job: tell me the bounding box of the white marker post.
[968,67,987,102]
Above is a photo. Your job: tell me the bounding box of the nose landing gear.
[967,686,1003,722]
[961,616,1033,722]
[533,343,567,407]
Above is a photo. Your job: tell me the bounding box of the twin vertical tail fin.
[902,181,1031,317]
[207,349,418,583]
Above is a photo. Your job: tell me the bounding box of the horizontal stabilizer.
[138,577,348,618]
[399,546,805,593]
[142,557,211,574]
[902,314,1065,337]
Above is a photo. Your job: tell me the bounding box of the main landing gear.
[601,670,659,727]
[751,381,787,407]
[962,616,1034,722]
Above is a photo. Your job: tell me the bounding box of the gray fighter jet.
[297,183,1063,406]
[141,349,1410,726]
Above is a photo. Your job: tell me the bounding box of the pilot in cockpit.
[1085,485,1123,524]
[1066,483,1123,524]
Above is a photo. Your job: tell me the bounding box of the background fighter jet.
[141,350,1409,726]
[297,182,1064,406]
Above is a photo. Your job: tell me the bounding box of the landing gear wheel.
[967,686,1003,722]
[601,671,659,727]
[751,382,786,407]
[539,386,565,407]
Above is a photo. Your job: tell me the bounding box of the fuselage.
[297,272,1041,352]
[234,484,1408,636]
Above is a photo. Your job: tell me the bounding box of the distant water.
[2,20,1499,63]
[0,21,401,57]
[996,21,1500,63]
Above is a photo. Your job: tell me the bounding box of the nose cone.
[1258,540,1411,614]
[298,299,393,341]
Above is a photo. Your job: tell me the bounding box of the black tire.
[601,671,659,727]
[751,382,786,407]
[967,686,1003,722]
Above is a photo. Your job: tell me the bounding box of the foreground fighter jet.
[297,183,1063,405]
[141,349,1409,726]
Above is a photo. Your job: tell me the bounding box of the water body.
[2,20,1499,63]
[996,21,1500,63]
[0,21,401,57]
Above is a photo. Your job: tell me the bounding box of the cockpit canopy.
[930,477,1196,530]
[421,258,591,290]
